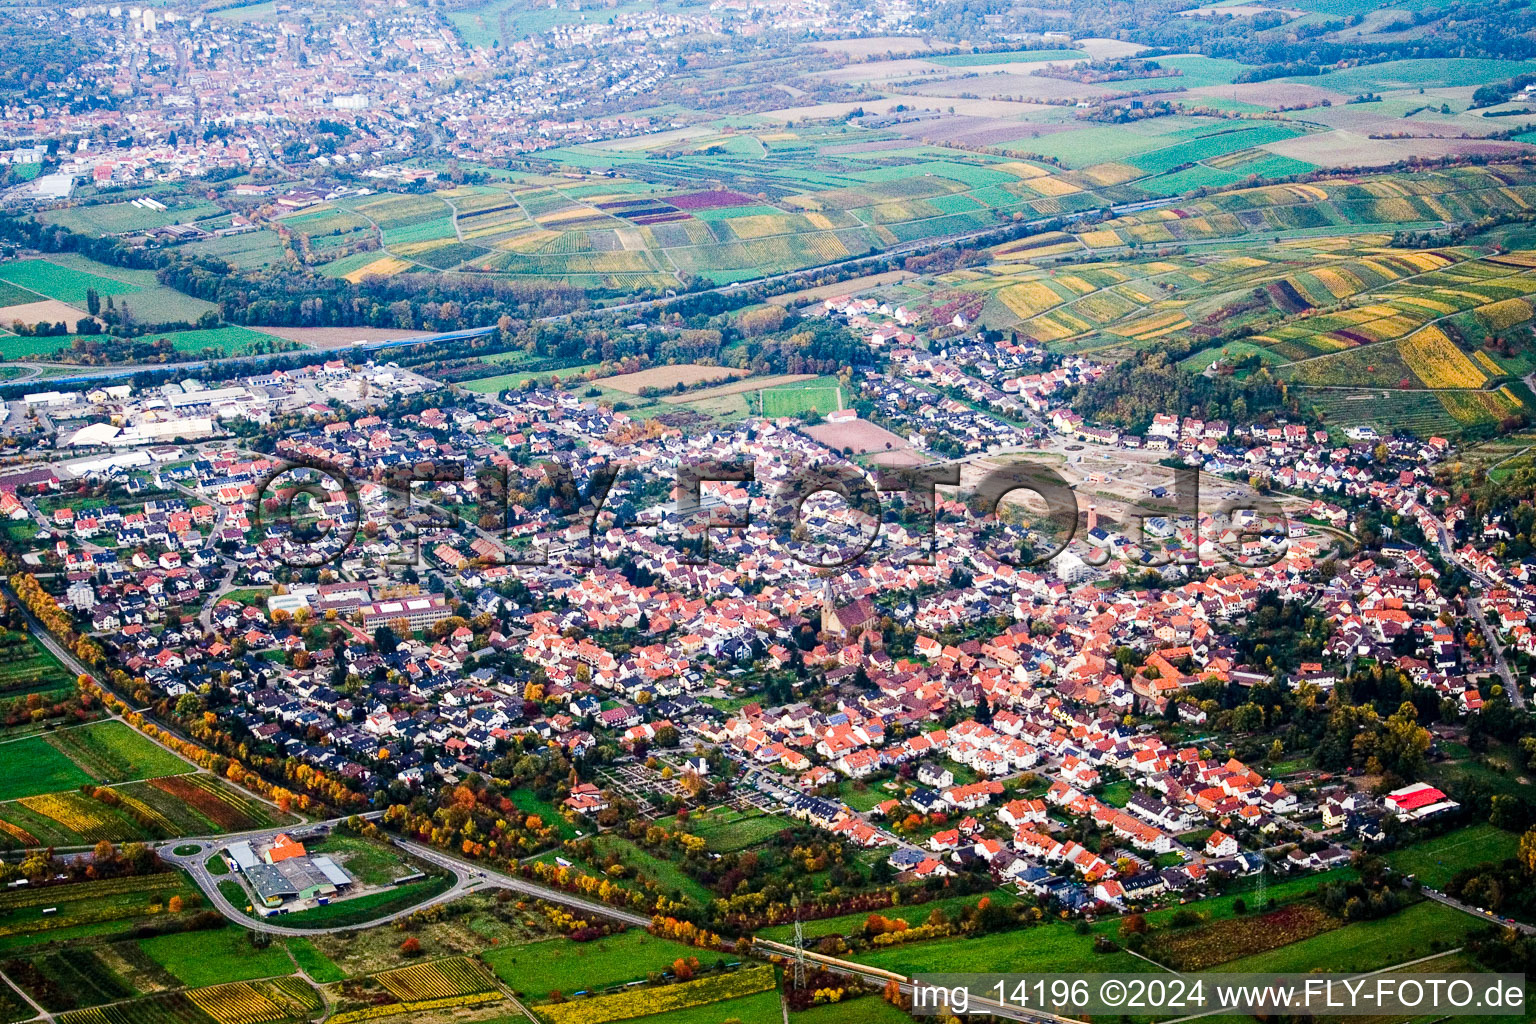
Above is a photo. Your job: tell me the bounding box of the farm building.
[264,833,307,863]
[224,840,260,872]
[244,854,354,908]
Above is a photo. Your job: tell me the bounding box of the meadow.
[482,930,722,1000]
[675,807,791,852]
[1384,824,1522,889]
[0,736,96,800]
[139,926,297,987]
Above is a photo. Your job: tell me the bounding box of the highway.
[0,325,498,387]
[1,196,1177,390]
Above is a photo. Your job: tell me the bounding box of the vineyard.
[18,791,138,842]
[45,722,196,784]
[327,991,504,1023]
[148,774,280,831]
[0,631,75,700]
[538,966,776,1024]
[53,978,320,1024]
[373,956,498,1002]
[0,872,201,941]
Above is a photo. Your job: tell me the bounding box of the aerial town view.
[4,0,1536,1021]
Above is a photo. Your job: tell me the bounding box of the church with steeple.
[819,578,878,639]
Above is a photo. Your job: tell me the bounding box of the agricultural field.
[0,254,219,342]
[0,257,141,305]
[121,325,282,357]
[372,956,498,1002]
[139,927,298,988]
[49,976,320,1024]
[0,630,79,704]
[0,872,203,949]
[538,965,775,1024]
[0,735,96,800]
[236,111,1343,293]
[141,773,291,832]
[482,930,711,1001]
[44,721,196,784]
[1384,825,1523,889]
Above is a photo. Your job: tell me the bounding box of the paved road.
[1420,885,1536,935]
[1469,592,1527,710]
[1435,525,1527,710]
[547,196,1178,324]
[158,819,653,935]
[159,827,486,938]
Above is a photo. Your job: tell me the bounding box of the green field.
[127,324,281,356]
[0,259,139,304]
[461,371,535,394]
[759,380,842,418]
[1385,825,1523,889]
[139,925,296,987]
[483,930,710,1000]
[284,936,346,983]
[0,280,39,306]
[0,736,96,799]
[45,721,195,784]
[1217,900,1481,973]
[682,808,791,852]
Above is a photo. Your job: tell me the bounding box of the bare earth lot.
[662,372,815,403]
[811,36,940,57]
[1264,131,1534,167]
[804,417,918,458]
[605,364,747,394]
[0,299,90,330]
[1185,82,1348,107]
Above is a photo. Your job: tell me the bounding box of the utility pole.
[791,893,806,989]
